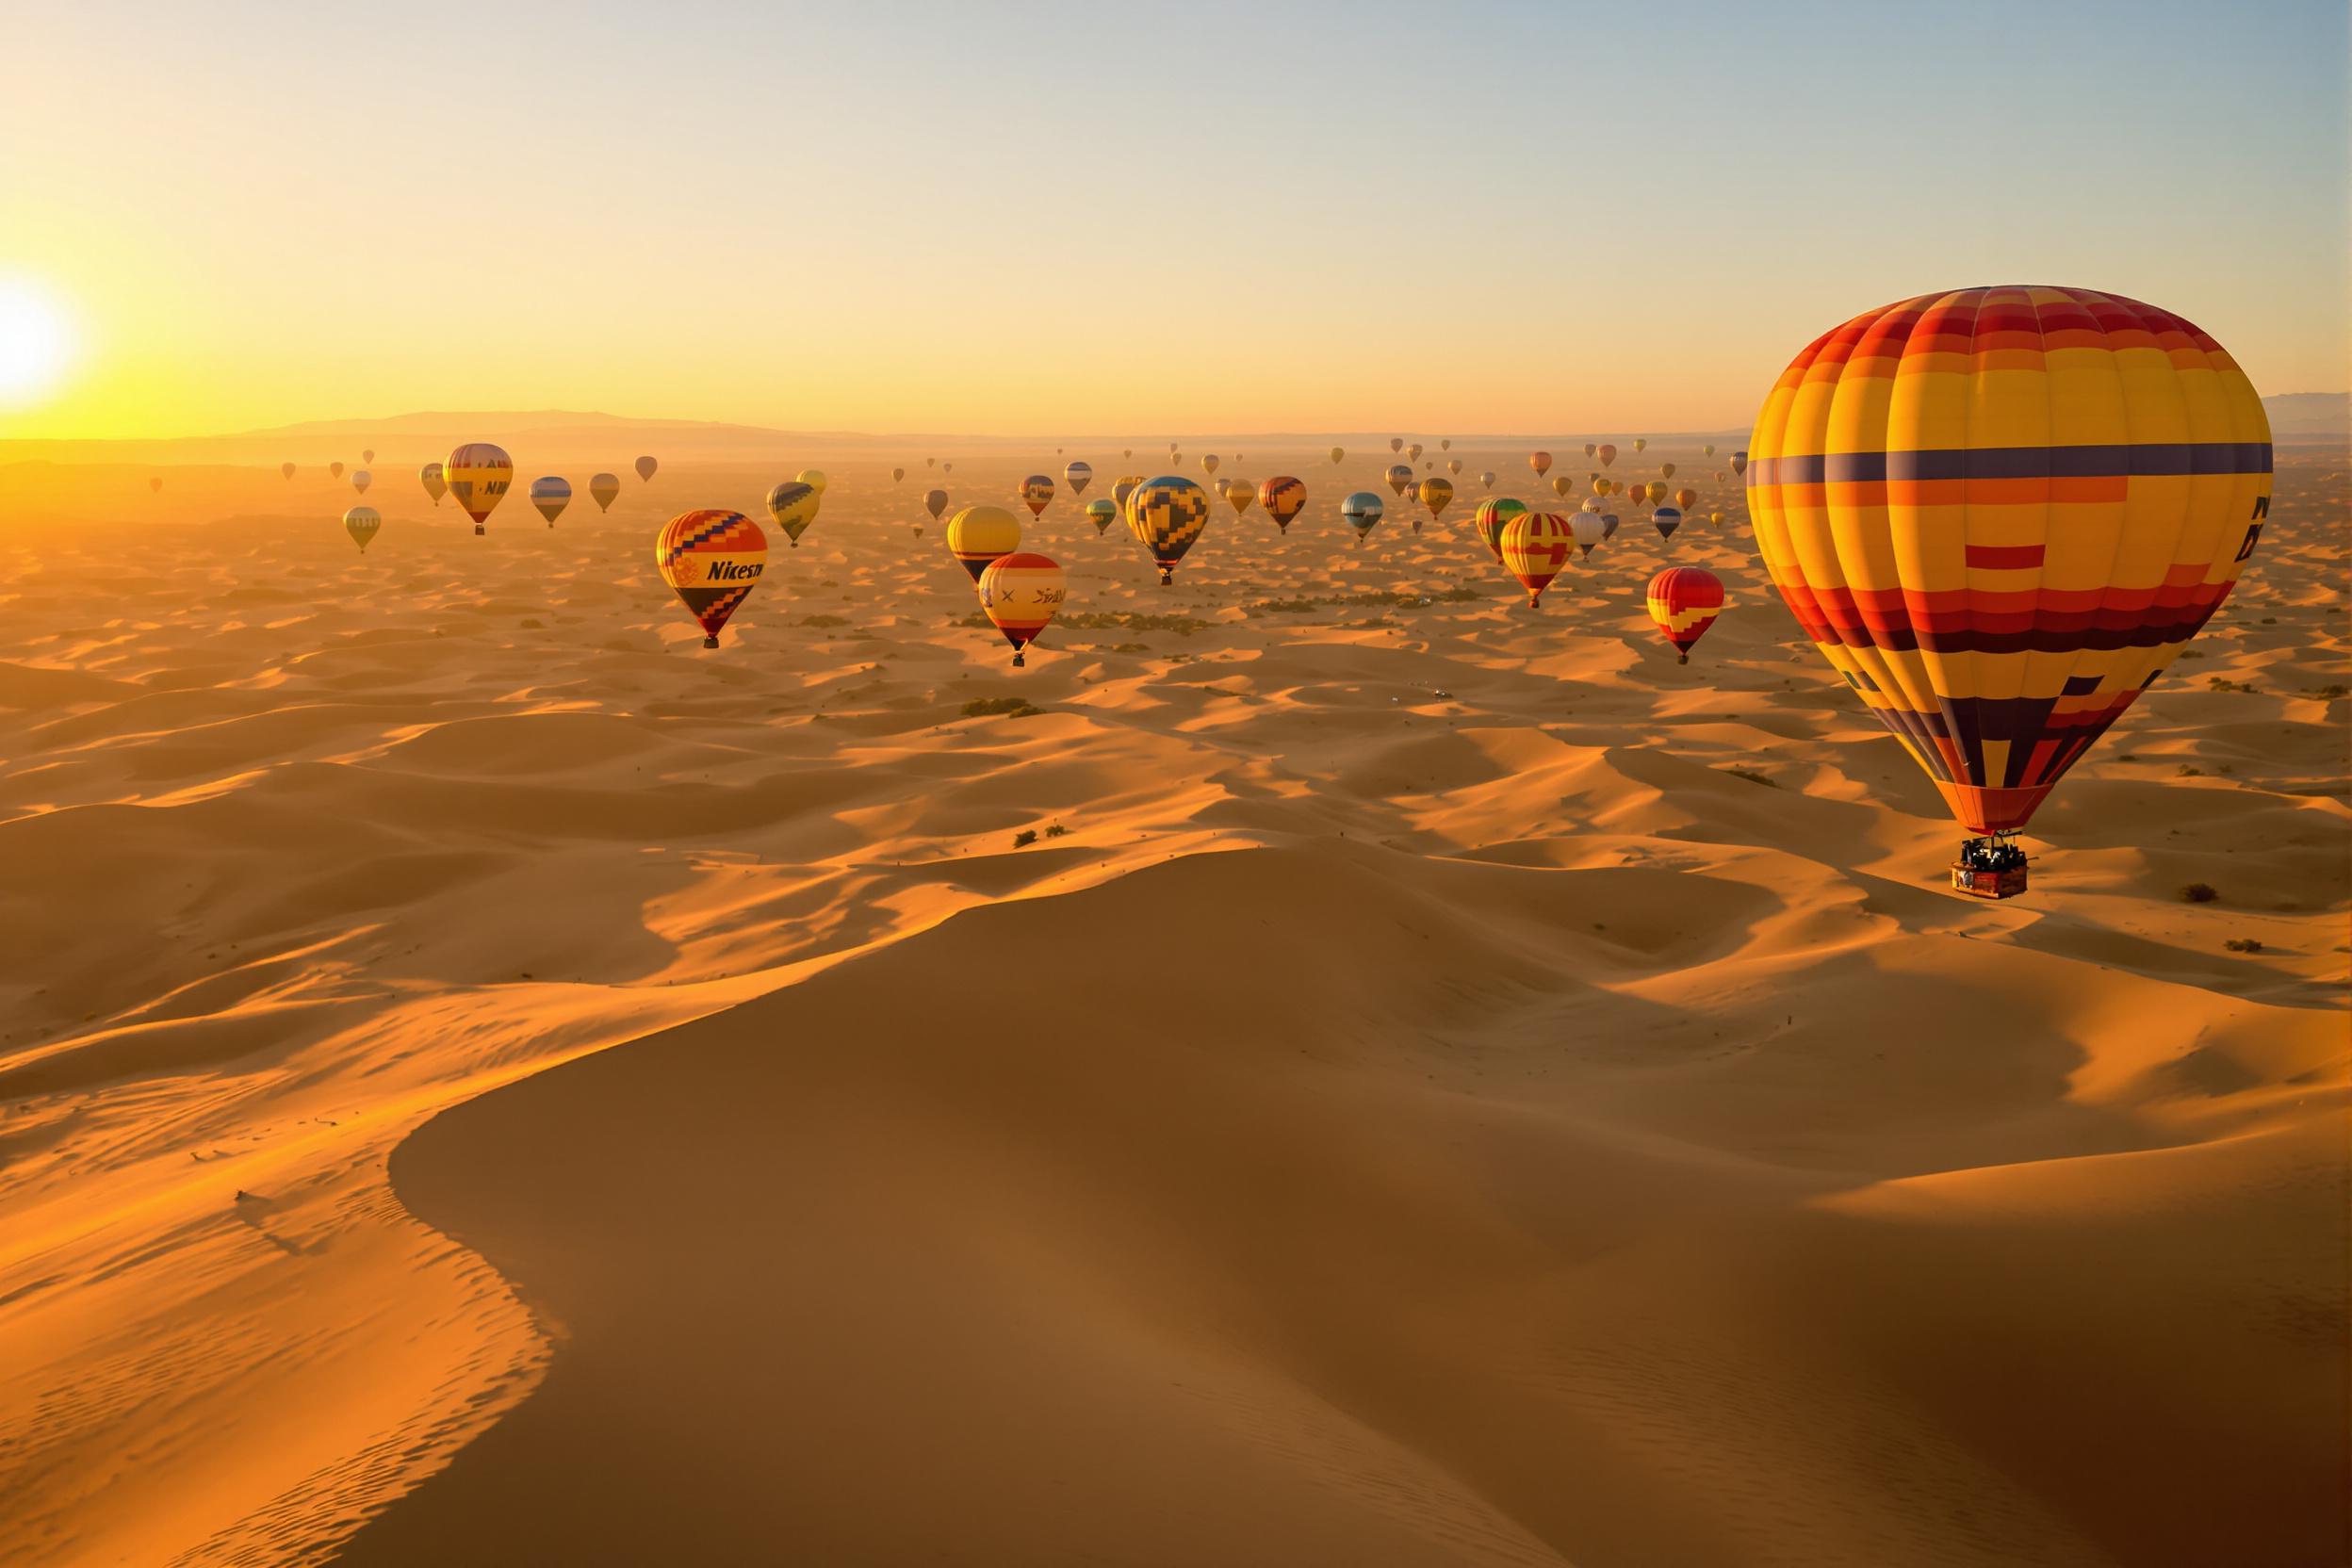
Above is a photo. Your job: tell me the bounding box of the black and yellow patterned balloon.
[1126,475,1211,585]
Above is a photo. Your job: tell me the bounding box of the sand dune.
[0,443,2343,1565]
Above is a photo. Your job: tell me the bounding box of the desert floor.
[1,442,2344,1567]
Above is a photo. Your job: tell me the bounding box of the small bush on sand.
[2225,937,2263,954]
[1013,829,1038,848]
[962,696,1043,719]
[1723,767,1778,788]
[2180,883,2219,904]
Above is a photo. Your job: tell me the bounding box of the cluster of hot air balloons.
[335,445,663,551]
[318,278,2277,900]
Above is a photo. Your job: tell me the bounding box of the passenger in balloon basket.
[1952,834,2030,899]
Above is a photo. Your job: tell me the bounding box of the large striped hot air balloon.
[655,510,767,647]
[946,503,1021,581]
[445,443,513,534]
[976,551,1067,667]
[1500,512,1576,608]
[1259,475,1306,531]
[766,480,820,547]
[1652,505,1683,541]
[1646,567,1723,664]
[1127,475,1211,584]
[530,475,570,526]
[1748,284,2273,896]
[1471,497,1527,564]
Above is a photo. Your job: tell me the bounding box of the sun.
[0,275,78,410]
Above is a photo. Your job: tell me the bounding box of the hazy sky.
[6,0,2345,439]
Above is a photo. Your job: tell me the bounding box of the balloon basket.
[1011,651,1026,668]
[1951,837,2030,900]
[702,635,719,649]
[474,524,484,535]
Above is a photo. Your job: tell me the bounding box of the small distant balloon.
[445,443,513,534]
[1646,566,1723,664]
[421,462,448,505]
[1064,460,1093,496]
[1020,473,1055,517]
[1529,450,1553,478]
[351,469,371,493]
[923,487,951,521]
[1258,476,1305,531]
[1085,498,1118,534]
[590,472,620,512]
[1383,463,1413,498]
[530,476,570,525]
[344,505,381,553]
[765,480,820,547]
[280,462,296,481]
[635,455,659,482]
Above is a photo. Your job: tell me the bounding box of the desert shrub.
[961,696,1043,719]
[2225,937,2263,953]
[2180,883,2219,904]
[1013,829,1038,848]
[1723,767,1777,788]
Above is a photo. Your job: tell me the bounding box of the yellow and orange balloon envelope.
[343,505,380,553]
[1634,438,1647,453]
[1258,476,1305,531]
[420,462,447,505]
[1223,477,1255,515]
[1645,481,1669,505]
[1112,474,1145,518]
[1417,476,1453,518]
[445,443,513,533]
[1646,566,1723,664]
[530,475,570,525]
[1126,476,1211,584]
[1500,512,1576,608]
[1471,497,1527,564]
[1020,474,1055,517]
[635,455,659,482]
[1550,475,1573,499]
[1528,449,1553,478]
[795,468,827,495]
[1383,463,1413,497]
[1674,487,1699,512]
[766,480,820,546]
[1597,444,1617,467]
[590,472,620,512]
[656,510,767,647]
[977,551,1067,667]
[1329,447,1345,465]
[1749,284,2271,840]
[1200,453,1220,476]
[946,503,1021,582]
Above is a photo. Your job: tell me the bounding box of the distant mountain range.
[4,395,2341,469]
